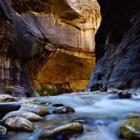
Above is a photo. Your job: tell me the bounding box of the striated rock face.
[0,0,100,96]
[87,0,140,91]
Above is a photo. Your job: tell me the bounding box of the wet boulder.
[2,111,44,122]
[4,116,34,132]
[0,126,6,135]
[119,118,140,139]
[53,106,75,114]
[0,102,21,114]
[39,122,83,139]
[19,104,50,116]
[118,90,131,99]
[0,94,17,102]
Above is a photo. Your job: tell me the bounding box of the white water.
[5,92,140,140]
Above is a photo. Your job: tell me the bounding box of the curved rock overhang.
[87,0,140,91]
[0,0,100,96]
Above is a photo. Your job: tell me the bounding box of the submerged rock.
[2,111,44,122]
[0,94,17,102]
[119,118,140,139]
[19,104,50,116]
[39,122,83,139]
[4,116,34,132]
[53,106,75,114]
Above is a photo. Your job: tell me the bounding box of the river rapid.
[4,91,140,140]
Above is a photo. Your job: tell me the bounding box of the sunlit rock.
[119,118,140,139]
[4,116,34,132]
[0,94,17,102]
[39,122,83,139]
[53,106,75,114]
[19,104,50,116]
[2,111,44,122]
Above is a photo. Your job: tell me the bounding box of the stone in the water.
[19,104,50,116]
[2,111,44,122]
[53,135,69,140]
[0,102,21,114]
[118,90,131,99]
[0,94,17,102]
[4,116,34,132]
[119,118,140,139]
[0,126,6,135]
[39,122,83,139]
[53,106,75,114]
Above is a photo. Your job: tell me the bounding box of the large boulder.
[2,111,44,122]
[4,116,34,132]
[19,104,50,116]
[119,118,140,139]
[39,122,83,139]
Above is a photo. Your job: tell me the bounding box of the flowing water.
[3,91,140,140]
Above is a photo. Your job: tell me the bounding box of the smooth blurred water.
[6,92,140,140]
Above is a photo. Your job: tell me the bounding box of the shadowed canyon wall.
[0,0,100,96]
[87,0,140,91]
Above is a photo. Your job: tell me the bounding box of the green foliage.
[37,86,56,96]
[105,69,112,79]
[7,15,13,22]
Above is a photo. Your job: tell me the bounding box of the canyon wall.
[87,0,140,91]
[0,0,101,96]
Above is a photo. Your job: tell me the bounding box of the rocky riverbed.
[1,90,140,140]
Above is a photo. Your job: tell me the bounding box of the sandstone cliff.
[0,0,100,96]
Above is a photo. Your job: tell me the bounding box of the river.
[3,91,140,140]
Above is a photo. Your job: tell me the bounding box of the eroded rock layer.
[87,0,140,91]
[0,0,100,96]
